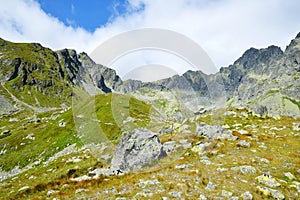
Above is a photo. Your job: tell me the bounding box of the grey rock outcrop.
[196,122,236,140]
[110,129,167,172]
[0,95,15,115]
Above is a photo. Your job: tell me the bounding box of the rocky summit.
[0,33,299,199]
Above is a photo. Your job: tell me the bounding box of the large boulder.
[111,129,167,172]
[196,122,237,140]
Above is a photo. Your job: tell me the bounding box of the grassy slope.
[0,108,299,199]
[0,91,152,172]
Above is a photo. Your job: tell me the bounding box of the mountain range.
[1,33,299,117]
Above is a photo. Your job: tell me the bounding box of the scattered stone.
[179,139,192,149]
[199,193,208,200]
[222,124,231,129]
[240,191,253,200]
[238,130,249,135]
[175,164,191,170]
[196,123,223,139]
[123,116,134,124]
[257,157,270,164]
[221,190,233,198]
[205,181,216,191]
[76,114,84,118]
[232,123,243,127]
[1,130,10,135]
[24,133,35,140]
[292,122,300,131]
[100,154,112,161]
[18,186,30,192]
[256,173,281,188]
[159,127,174,134]
[169,191,181,198]
[249,104,268,118]
[290,181,300,192]
[67,157,82,163]
[110,129,167,172]
[47,189,58,197]
[58,122,66,127]
[88,168,115,177]
[231,165,256,174]
[162,141,177,154]
[284,172,296,180]
[241,112,249,118]
[191,142,211,154]
[256,185,284,200]
[138,179,160,188]
[237,140,251,148]
[224,111,237,116]
[70,175,91,182]
[75,188,88,193]
[217,167,228,172]
[200,156,212,165]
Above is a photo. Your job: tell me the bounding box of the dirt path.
[1,83,60,113]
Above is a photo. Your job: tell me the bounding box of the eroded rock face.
[111,129,167,172]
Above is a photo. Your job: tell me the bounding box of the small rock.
[58,122,66,127]
[290,181,300,192]
[237,140,251,148]
[199,193,208,200]
[200,156,212,165]
[75,188,88,193]
[231,165,256,174]
[100,154,112,160]
[284,172,296,180]
[47,190,58,197]
[221,190,233,198]
[179,139,192,149]
[169,191,181,198]
[224,111,237,116]
[258,157,270,164]
[292,122,300,131]
[70,175,91,182]
[162,141,177,154]
[240,191,253,200]
[238,130,249,135]
[256,185,284,200]
[18,186,30,192]
[1,130,10,135]
[217,167,228,172]
[175,164,190,170]
[191,142,211,154]
[256,173,281,188]
[249,104,268,118]
[205,181,216,191]
[222,124,231,129]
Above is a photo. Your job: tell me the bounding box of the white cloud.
[0,0,299,80]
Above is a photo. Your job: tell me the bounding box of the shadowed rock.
[111,129,167,172]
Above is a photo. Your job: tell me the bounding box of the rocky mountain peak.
[234,45,283,70]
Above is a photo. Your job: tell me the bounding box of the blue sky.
[38,0,128,32]
[0,0,299,81]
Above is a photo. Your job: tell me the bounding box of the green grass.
[0,109,80,171]
[0,107,299,199]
